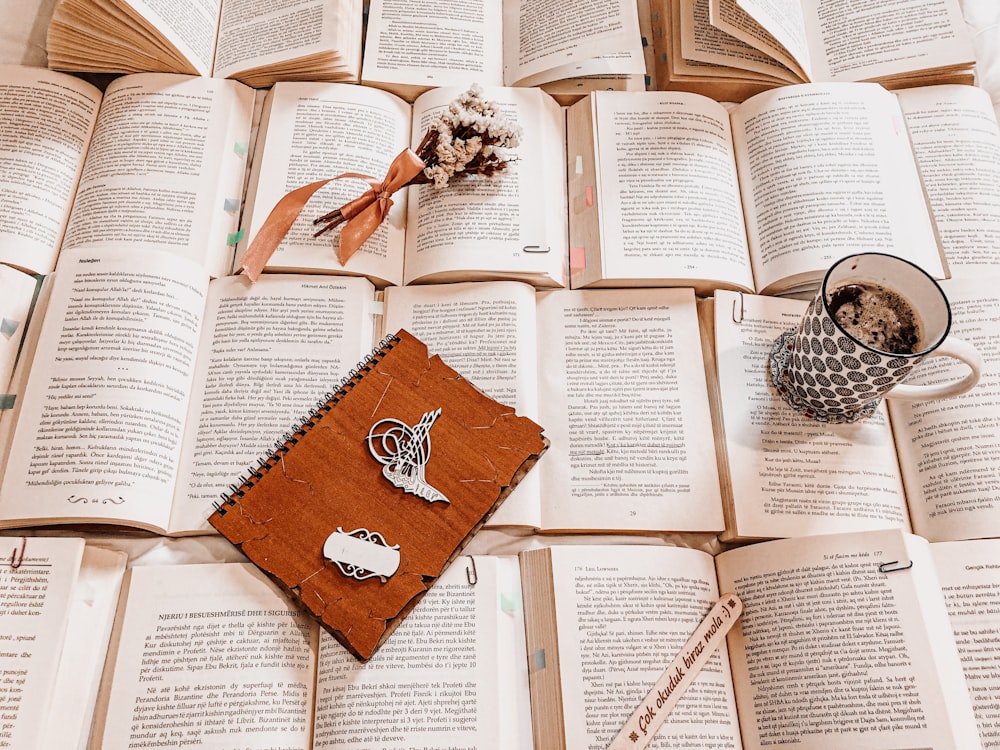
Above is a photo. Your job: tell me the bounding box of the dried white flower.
[312,83,522,242]
[414,83,523,187]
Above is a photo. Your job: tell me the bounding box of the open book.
[566,82,991,295]
[0,247,381,536]
[53,530,998,748]
[379,281,725,533]
[522,530,990,748]
[708,281,1000,544]
[235,81,568,289]
[359,0,646,102]
[0,535,126,750]
[0,254,724,537]
[0,66,254,279]
[45,0,363,88]
[650,0,975,102]
[83,553,530,748]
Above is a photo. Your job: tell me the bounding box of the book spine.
[213,332,401,516]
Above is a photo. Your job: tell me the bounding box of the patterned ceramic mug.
[768,252,982,423]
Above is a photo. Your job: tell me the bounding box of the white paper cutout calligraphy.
[366,408,450,504]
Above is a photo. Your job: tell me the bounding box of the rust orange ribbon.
[239,148,426,282]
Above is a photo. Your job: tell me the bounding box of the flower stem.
[313,210,346,238]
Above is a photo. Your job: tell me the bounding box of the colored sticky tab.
[223,198,240,213]
[226,229,246,246]
[585,185,594,207]
[570,246,587,271]
[234,141,249,156]
[0,394,15,410]
[367,300,385,316]
[575,155,584,175]
[1,318,18,337]
[531,649,546,670]
[500,591,519,613]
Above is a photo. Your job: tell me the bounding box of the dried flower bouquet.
[240,84,522,282]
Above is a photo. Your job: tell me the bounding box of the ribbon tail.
[239,179,336,282]
[337,196,393,265]
[336,149,423,264]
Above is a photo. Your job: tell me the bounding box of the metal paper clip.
[9,537,26,570]
[878,559,913,573]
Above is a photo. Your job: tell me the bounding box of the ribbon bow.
[239,148,426,282]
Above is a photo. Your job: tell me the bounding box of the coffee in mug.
[826,282,922,355]
[768,253,982,423]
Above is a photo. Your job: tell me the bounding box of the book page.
[800,0,973,83]
[731,83,945,295]
[236,82,411,287]
[896,84,1000,275]
[707,0,805,78]
[931,538,1000,747]
[0,536,84,750]
[716,529,983,749]
[126,0,222,75]
[313,556,531,748]
[170,274,377,534]
[0,266,39,397]
[539,71,647,99]
[214,0,361,82]
[0,248,209,533]
[380,281,542,528]
[403,85,567,288]
[541,544,742,748]
[0,276,53,483]
[361,0,504,92]
[0,65,101,276]
[731,0,809,76]
[683,0,800,81]
[662,0,781,86]
[40,545,128,750]
[535,287,724,532]
[60,73,254,279]
[713,290,910,541]
[586,90,756,292]
[514,50,648,91]
[887,277,1000,542]
[502,0,645,87]
[94,562,319,749]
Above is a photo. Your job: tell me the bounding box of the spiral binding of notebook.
[213,332,401,516]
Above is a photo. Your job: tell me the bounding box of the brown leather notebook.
[209,329,547,660]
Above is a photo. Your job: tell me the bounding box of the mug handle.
[886,336,983,401]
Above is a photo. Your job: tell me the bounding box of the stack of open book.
[651,0,976,101]
[2,0,1000,746]
[9,528,999,748]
